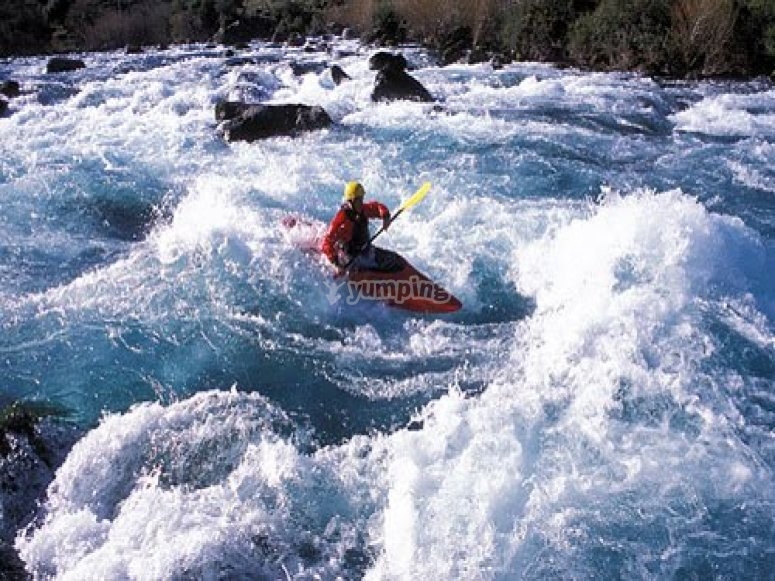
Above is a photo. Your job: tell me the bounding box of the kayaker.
[321,181,394,273]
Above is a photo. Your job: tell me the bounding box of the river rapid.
[1,38,774,579]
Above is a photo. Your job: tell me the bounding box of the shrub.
[323,0,373,35]
[170,0,207,42]
[370,0,407,44]
[83,1,172,50]
[0,0,51,56]
[568,0,671,73]
[737,0,775,74]
[499,0,576,61]
[243,0,328,37]
[325,0,501,48]
[669,0,739,76]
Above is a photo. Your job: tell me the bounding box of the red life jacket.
[321,200,389,265]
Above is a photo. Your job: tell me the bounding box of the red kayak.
[282,215,462,314]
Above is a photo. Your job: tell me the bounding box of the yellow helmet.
[343,181,365,201]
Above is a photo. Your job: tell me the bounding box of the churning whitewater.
[1,39,773,579]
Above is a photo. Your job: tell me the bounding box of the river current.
[1,39,773,579]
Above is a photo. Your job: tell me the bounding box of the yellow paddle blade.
[398,182,431,212]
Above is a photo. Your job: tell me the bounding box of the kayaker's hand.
[382,215,391,231]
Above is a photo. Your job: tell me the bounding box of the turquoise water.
[1,40,774,579]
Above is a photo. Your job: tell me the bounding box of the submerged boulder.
[46,57,86,74]
[372,70,434,103]
[330,64,351,85]
[290,61,327,76]
[1,80,20,99]
[215,100,253,122]
[220,103,333,142]
[0,401,80,579]
[369,51,433,103]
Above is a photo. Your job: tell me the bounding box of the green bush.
[568,0,671,73]
[500,0,576,61]
[0,0,52,56]
[369,0,406,44]
[738,0,775,73]
[89,2,172,49]
[243,0,327,36]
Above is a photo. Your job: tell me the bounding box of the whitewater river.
[1,38,773,579]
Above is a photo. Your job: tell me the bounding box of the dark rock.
[1,80,20,99]
[0,99,7,116]
[369,51,407,74]
[372,68,434,103]
[330,64,351,86]
[215,100,253,122]
[46,57,86,74]
[0,542,27,580]
[0,402,79,579]
[92,197,160,242]
[36,83,80,106]
[224,56,258,68]
[221,104,333,142]
[0,406,43,459]
[332,49,358,60]
[287,33,305,48]
[290,61,327,76]
[125,44,143,55]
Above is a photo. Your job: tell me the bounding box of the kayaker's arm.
[362,201,391,231]
[320,209,353,265]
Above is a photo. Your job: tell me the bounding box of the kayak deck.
[346,259,462,313]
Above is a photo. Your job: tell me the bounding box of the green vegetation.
[0,0,773,78]
[568,0,673,74]
[0,0,51,56]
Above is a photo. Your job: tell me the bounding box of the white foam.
[671,89,775,138]
[366,188,775,578]
[15,391,366,579]
[13,186,775,578]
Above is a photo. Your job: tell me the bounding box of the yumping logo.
[323,275,455,306]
